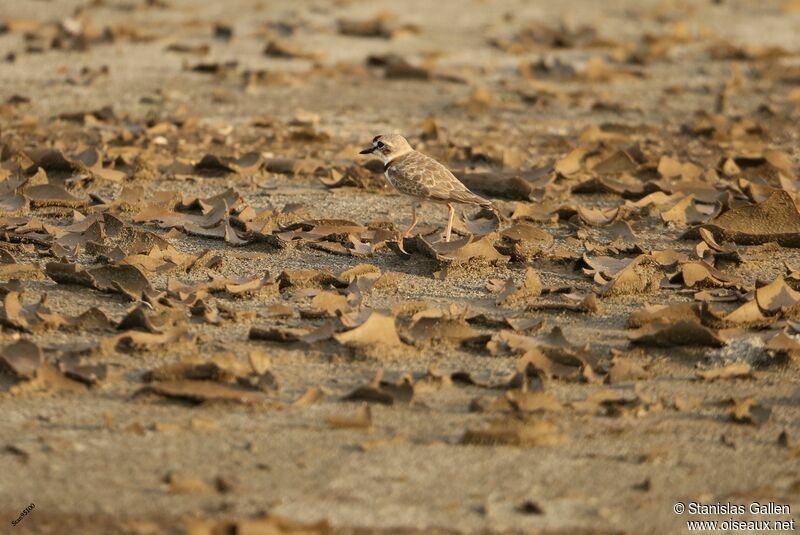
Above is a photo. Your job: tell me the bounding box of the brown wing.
[389,151,492,207]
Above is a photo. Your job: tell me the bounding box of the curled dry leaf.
[677,261,743,289]
[117,305,165,333]
[45,262,154,301]
[729,398,771,426]
[496,268,542,306]
[515,348,585,382]
[495,224,554,261]
[629,319,724,347]
[25,184,87,209]
[9,362,87,395]
[320,164,386,191]
[57,354,108,386]
[456,172,538,201]
[660,195,721,226]
[165,42,210,55]
[145,353,246,383]
[627,303,702,328]
[455,210,500,237]
[711,276,800,327]
[606,357,650,384]
[337,264,381,285]
[404,307,481,346]
[571,389,642,417]
[337,12,418,39]
[307,291,350,317]
[415,234,508,267]
[136,380,268,405]
[574,174,647,198]
[194,152,263,176]
[765,331,800,359]
[577,206,620,226]
[189,516,330,533]
[716,300,770,326]
[0,292,66,332]
[527,293,600,315]
[0,339,42,378]
[334,311,404,352]
[342,371,414,405]
[249,326,310,344]
[327,404,372,430]
[755,277,800,315]
[293,387,323,407]
[219,274,278,298]
[278,269,339,291]
[114,326,192,353]
[608,220,639,243]
[461,417,566,447]
[696,362,753,381]
[697,228,743,263]
[264,39,322,61]
[504,390,563,413]
[0,261,42,280]
[696,191,800,246]
[489,20,600,53]
[554,146,590,177]
[500,327,598,382]
[582,255,634,279]
[367,53,430,80]
[188,61,238,76]
[166,474,211,494]
[0,339,85,394]
[680,260,742,288]
[598,255,664,296]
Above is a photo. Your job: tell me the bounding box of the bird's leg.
[444,203,455,242]
[402,206,418,238]
[396,206,417,255]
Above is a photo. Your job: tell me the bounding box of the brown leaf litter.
[628,308,725,348]
[136,380,271,406]
[729,398,772,426]
[461,416,566,447]
[694,191,800,246]
[342,370,414,405]
[337,12,418,39]
[1,339,87,394]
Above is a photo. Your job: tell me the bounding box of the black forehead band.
[372,135,382,143]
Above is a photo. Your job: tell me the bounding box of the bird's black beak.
[359,146,376,155]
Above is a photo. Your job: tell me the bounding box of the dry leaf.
[0,339,42,378]
[461,417,566,446]
[327,404,372,429]
[696,362,753,381]
[730,398,771,426]
[697,191,800,246]
[137,380,267,405]
[334,312,404,350]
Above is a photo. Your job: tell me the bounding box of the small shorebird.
[359,134,493,244]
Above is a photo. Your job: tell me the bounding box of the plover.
[359,134,493,245]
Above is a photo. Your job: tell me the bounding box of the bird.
[359,134,493,246]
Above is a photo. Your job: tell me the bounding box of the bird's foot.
[396,231,409,254]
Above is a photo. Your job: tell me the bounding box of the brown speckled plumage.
[359,133,494,245]
[385,150,492,207]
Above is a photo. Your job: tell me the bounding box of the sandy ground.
[1,0,800,533]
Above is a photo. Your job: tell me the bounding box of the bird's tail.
[462,192,504,221]
[452,189,493,208]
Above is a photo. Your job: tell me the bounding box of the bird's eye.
[376,141,385,148]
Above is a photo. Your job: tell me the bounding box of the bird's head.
[359,134,413,164]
